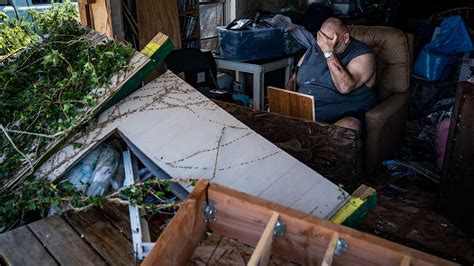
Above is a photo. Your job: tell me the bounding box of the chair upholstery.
[348,26,413,173]
[348,26,411,100]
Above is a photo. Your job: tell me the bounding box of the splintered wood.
[35,71,349,219]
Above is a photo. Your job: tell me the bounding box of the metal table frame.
[214,56,294,110]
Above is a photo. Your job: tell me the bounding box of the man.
[287,17,376,137]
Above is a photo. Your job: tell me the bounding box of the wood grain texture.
[89,0,114,37]
[142,180,209,266]
[207,183,454,266]
[439,82,474,236]
[137,0,181,50]
[268,86,315,121]
[321,233,338,266]
[65,208,135,265]
[0,226,57,266]
[37,71,349,219]
[214,101,359,187]
[248,212,279,266]
[27,217,106,265]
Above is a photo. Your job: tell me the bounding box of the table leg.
[284,57,294,88]
[253,72,264,110]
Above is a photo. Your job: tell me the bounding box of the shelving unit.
[178,0,201,48]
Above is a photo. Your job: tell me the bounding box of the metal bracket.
[334,238,348,256]
[273,220,286,237]
[204,200,217,222]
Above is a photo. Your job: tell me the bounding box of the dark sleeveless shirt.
[296,38,376,123]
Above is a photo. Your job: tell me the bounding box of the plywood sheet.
[268,86,315,121]
[35,71,348,219]
[137,0,181,49]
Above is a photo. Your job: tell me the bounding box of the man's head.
[319,17,350,54]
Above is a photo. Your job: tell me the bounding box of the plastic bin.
[217,26,284,62]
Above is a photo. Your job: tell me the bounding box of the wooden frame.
[143,180,454,265]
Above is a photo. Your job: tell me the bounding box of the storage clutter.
[217,26,284,61]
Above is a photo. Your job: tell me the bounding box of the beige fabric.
[365,92,410,173]
[348,26,411,101]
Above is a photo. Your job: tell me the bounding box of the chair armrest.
[366,92,410,121]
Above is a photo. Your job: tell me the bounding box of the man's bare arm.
[286,53,306,91]
[326,53,375,94]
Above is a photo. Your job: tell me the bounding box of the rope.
[0,125,34,174]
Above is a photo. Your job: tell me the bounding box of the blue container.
[217,26,284,62]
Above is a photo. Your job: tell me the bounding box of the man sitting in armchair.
[287,17,376,138]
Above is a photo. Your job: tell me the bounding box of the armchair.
[349,26,413,173]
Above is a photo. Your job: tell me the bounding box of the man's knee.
[334,117,361,134]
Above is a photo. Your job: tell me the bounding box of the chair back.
[348,26,411,101]
[165,48,219,90]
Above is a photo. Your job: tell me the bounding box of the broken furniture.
[268,25,413,174]
[439,81,474,236]
[214,54,294,110]
[142,180,454,265]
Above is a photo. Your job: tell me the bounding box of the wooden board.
[65,208,135,265]
[214,101,359,185]
[439,81,474,236]
[0,226,57,265]
[27,217,106,265]
[137,0,182,50]
[267,86,315,121]
[35,71,350,219]
[142,180,209,265]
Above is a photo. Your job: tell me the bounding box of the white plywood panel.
[35,71,349,218]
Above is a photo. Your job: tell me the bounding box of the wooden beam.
[248,212,280,266]
[401,256,411,266]
[267,86,315,121]
[214,100,359,185]
[207,183,455,265]
[141,180,209,266]
[321,233,339,266]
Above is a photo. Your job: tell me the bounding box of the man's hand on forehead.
[317,30,338,53]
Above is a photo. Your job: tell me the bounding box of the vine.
[0,3,167,230]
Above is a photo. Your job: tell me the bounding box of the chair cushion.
[348,26,411,101]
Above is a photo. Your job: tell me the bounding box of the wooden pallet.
[143,180,455,265]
